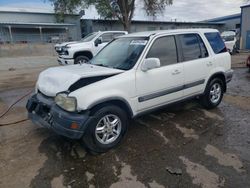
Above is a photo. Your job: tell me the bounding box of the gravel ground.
[0,54,250,188]
[0,56,58,92]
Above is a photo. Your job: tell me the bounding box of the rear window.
[205,32,227,54]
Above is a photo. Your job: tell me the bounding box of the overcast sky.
[0,0,247,21]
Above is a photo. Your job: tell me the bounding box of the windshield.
[81,32,98,42]
[90,37,148,70]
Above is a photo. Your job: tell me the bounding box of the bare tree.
[49,0,173,31]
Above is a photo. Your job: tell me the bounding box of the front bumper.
[26,93,91,139]
[225,69,234,83]
[57,57,74,65]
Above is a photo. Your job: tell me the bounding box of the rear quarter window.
[205,32,227,54]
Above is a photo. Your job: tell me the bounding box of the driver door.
[136,35,184,112]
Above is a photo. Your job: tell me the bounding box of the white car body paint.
[37,64,124,97]
[221,31,237,53]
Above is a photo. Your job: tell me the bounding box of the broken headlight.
[55,93,77,112]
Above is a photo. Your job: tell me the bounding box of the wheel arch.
[88,97,134,118]
[206,72,227,93]
[73,51,93,60]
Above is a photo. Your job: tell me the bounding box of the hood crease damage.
[37,64,124,96]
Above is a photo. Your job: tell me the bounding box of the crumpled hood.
[37,64,124,97]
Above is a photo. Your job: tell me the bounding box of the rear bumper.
[26,93,91,139]
[57,57,74,65]
[225,69,234,83]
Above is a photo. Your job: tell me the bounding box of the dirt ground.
[0,54,250,188]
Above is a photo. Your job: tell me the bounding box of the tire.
[74,56,90,64]
[82,105,128,154]
[200,78,224,109]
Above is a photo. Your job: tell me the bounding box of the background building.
[81,19,224,37]
[205,13,241,32]
[1,5,249,50]
[0,7,81,44]
[240,4,250,50]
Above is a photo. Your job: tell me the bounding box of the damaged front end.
[26,64,124,139]
[26,92,91,139]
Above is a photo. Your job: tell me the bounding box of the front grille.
[38,90,54,99]
[37,90,55,107]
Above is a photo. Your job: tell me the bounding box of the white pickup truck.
[221,31,237,54]
[55,31,128,65]
[27,29,233,153]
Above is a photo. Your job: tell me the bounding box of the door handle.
[207,62,213,67]
[172,70,181,75]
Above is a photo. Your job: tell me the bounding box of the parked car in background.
[55,31,128,65]
[27,29,233,153]
[221,31,237,54]
[247,55,250,72]
[48,36,60,43]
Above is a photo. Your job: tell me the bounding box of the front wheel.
[200,78,224,109]
[82,105,128,154]
[74,56,90,64]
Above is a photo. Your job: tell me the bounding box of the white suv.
[55,31,128,65]
[27,29,233,153]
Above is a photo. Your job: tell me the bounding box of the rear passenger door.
[136,35,184,111]
[178,33,211,97]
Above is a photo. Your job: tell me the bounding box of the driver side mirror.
[141,58,161,72]
[95,37,103,47]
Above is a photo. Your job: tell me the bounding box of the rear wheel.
[200,78,224,109]
[74,56,90,64]
[82,105,128,154]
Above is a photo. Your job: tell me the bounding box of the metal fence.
[0,33,69,44]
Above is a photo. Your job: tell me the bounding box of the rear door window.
[146,36,178,66]
[205,32,227,54]
[179,34,202,61]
